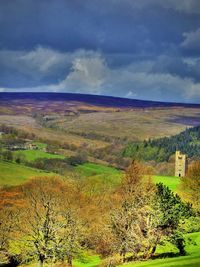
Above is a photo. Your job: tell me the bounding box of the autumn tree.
[16,176,85,267]
[0,187,23,265]
[110,161,192,261]
[111,161,155,262]
[72,175,117,258]
[53,210,84,266]
[179,160,200,208]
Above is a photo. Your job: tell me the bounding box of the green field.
[32,142,47,149]
[75,163,121,176]
[152,175,180,191]
[0,160,53,186]
[0,158,180,190]
[20,254,101,267]
[75,163,180,190]
[14,149,65,162]
[75,163,122,185]
[74,255,101,267]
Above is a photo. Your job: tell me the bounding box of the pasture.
[75,162,122,186]
[0,160,53,186]
[152,175,180,191]
[75,163,180,191]
[0,158,180,191]
[75,162,121,176]
[13,149,65,162]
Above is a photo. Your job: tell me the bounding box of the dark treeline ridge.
[123,125,200,162]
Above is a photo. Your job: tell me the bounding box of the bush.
[27,158,73,175]
[179,216,200,233]
[170,231,186,256]
[98,256,122,267]
[67,153,88,166]
[14,153,26,164]
[2,150,13,161]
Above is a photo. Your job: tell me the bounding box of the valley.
[0,93,200,267]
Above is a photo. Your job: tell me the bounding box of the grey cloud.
[150,55,200,82]
[57,52,108,94]
[121,0,200,14]
[181,28,200,51]
[0,47,105,87]
[0,47,72,87]
[1,50,200,103]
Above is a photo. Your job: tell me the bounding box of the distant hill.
[1,92,200,109]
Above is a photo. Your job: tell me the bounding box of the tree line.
[123,126,200,162]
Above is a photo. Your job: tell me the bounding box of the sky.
[0,0,200,103]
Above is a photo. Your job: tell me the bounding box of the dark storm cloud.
[151,56,200,83]
[181,28,200,54]
[0,0,199,53]
[0,0,200,102]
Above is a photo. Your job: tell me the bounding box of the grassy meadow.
[75,163,121,176]
[75,163,180,191]
[19,254,101,267]
[13,149,65,161]
[0,160,53,186]
[75,163,122,187]
[152,175,180,191]
[0,157,181,190]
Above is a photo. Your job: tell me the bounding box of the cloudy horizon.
[0,0,200,103]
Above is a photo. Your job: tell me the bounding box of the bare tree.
[17,176,84,267]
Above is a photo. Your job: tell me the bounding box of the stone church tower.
[175,151,186,177]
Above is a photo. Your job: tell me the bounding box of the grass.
[119,232,200,267]
[76,163,180,191]
[0,160,53,186]
[74,255,101,267]
[32,142,47,149]
[19,254,101,267]
[13,149,65,162]
[75,163,122,186]
[75,163,121,176]
[49,108,200,141]
[152,175,180,191]
[0,156,180,191]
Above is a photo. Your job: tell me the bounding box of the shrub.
[179,216,200,233]
[67,153,88,166]
[98,256,122,267]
